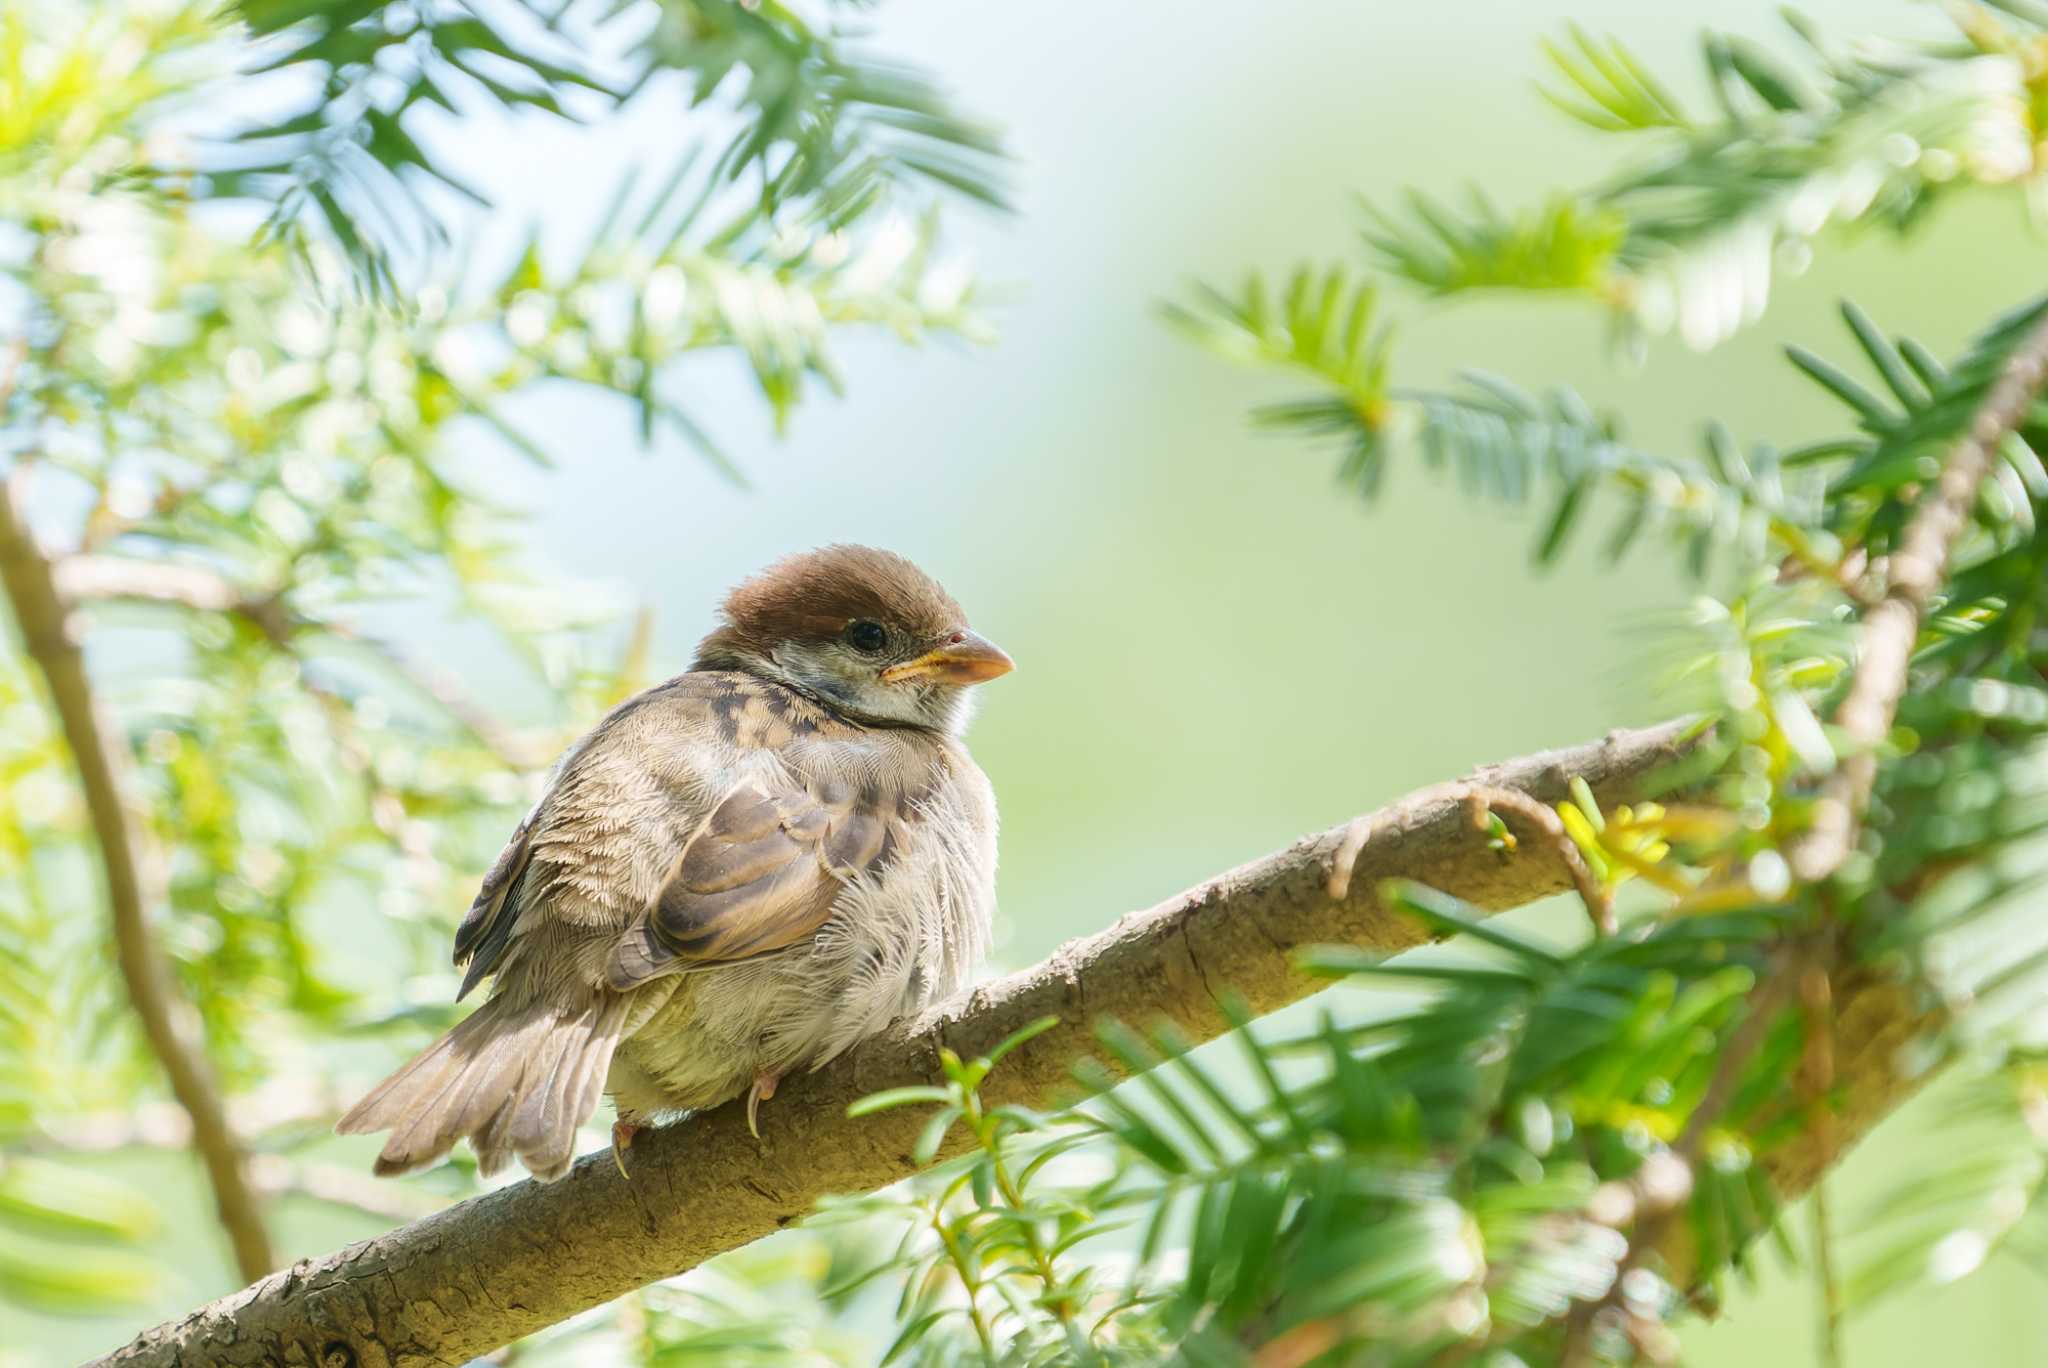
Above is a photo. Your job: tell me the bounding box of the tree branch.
[23,1078,348,1154]
[1458,783,1614,934]
[52,552,547,768]
[51,555,265,620]
[95,719,1754,1367]
[1791,306,2048,882]
[1565,952,1802,1362]
[1555,306,2048,1355]
[0,478,278,1283]
[85,708,1953,1368]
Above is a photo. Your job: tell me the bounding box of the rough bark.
[0,478,278,1283]
[97,720,1723,1366]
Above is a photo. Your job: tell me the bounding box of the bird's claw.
[746,1071,780,1140]
[611,1119,641,1178]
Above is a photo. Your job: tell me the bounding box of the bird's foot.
[611,1118,643,1178]
[746,1071,781,1140]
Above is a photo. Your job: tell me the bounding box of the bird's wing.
[604,770,899,990]
[450,673,716,1000]
[451,803,541,1001]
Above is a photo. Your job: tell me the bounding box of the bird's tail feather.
[336,993,629,1181]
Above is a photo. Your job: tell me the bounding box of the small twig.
[1791,308,2048,883]
[322,619,545,767]
[51,552,546,768]
[0,338,26,418]
[1796,926,1846,1368]
[1458,784,1614,935]
[1679,961,1798,1156]
[1328,777,1619,939]
[1251,1319,1342,1368]
[53,555,258,620]
[0,477,277,1281]
[23,1079,352,1155]
[1797,944,1841,1147]
[1811,1180,1846,1368]
[1562,959,1798,1364]
[1326,816,1374,901]
[931,1201,999,1360]
[1775,535,1881,607]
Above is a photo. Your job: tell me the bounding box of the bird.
[336,545,1013,1181]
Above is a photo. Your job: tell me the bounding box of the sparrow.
[337,545,1013,1180]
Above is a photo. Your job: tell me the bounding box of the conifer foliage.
[7,5,2048,1366]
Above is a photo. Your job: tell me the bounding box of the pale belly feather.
[606,771,994,1121]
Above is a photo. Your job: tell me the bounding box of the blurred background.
[9,0,2048,1361]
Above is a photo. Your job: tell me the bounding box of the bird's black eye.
[844,620,888,654]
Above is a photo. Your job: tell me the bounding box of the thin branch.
[1562,960,1799,1364]
[320,618,546,767]
[1679,960,1800,1154]
[100,720,1884,1368]
[26,1089,445,1224]
[1332,779,1616,933]
[52,555,272,624]
[1791,308,2048,882]
[0,478,277,1282]
[1460,783,1614,934]
[51,552,547,768]
[1811,1180,1845,1368]
[24,1079,353,1154]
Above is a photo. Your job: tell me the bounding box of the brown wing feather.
[452,806,540,1000]
[604,774,897,990]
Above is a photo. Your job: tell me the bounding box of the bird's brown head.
[694,545,1013,733]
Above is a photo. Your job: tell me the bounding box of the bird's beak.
[881,630,1015,685]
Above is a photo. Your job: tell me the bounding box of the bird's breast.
[616,758,997,1107]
